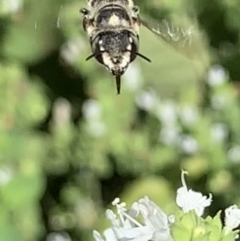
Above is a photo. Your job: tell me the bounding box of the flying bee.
[80,0,197,94]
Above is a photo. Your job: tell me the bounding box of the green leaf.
[205,212,222,241]
[171,223,192,241]
[1,174,44,210]
[180,211,201,230]
[211,211,222,229]
[221,231,238,241]
[192,232,210,241]
[0,218,20,241]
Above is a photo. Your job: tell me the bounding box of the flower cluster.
[93,170,240,241]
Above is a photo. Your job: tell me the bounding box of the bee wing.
[140,18,207,60]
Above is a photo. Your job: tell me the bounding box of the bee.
[80,0,195,94]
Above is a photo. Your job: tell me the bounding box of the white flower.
[211,123,228,142]
[86,121,106,137]
[93,229,117,241]
[105,198,153,241]
[93,197,173,241]
[159,126,180,145]
[228,145,240,163]
[176,170,212,216]
[0,167,13,186]
[211,95,227,110]
[82,99,106,137]
[2,0,23,14]
[207,65,228,87]
[225,205,240,230]
[46,232,71,241]
[178,135,198,154]
[132,196,173,241]
[60,37,86,63]
[157,101,177,127]
[179,106,199,126]
[135,89,158,112]
[82,99,102,120]
[52,98,71,129]
[123,63,143,92]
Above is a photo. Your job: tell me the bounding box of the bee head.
[86,30,151,74]
[85,29,151,94]
[87,30,139,74]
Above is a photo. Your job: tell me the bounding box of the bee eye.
[80,8,89,16]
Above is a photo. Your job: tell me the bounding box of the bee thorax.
[96,7,131,28]
[87,0,134,8]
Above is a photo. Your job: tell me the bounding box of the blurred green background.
[1,0,240,240]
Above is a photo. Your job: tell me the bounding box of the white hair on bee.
[101,53,115,70]
[96,39,105,55]
[85,24,95,36]
[126,44,132,51]
[101,51,131,75]
[119,52,131,69]
[127,0,135,8]
[108,13,121,26]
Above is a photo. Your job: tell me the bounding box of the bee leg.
[80,8,94,33]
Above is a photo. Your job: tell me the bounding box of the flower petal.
[93,230,105,241]
[225,205,240,230]
[176,170,212,216]
[117,226,153,239]
[133,196,172,241]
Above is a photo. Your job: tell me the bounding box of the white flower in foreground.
[176,170,212,216]
[132,196,173,241]
[93,197,173,241]
[93,229,117,241]
[225,205,240,231]
[46,232,71,241]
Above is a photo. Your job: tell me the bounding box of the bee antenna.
[136,53,151,63]
[85,52,100,61]
[115,76,121,95]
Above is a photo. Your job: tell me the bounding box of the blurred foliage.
[0,0,240,241]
